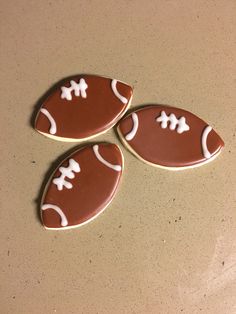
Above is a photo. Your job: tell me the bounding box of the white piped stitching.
[40,108,57,134]
[61,78,88,101]
[111,79,128,104]
[201,125,212,159]
[125,113,139,141]
[53,159,81,191]
[156,111,190,134]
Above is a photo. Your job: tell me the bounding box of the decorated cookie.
[41,143,123,230]
[117,105,224,169]
[35,75,133,141]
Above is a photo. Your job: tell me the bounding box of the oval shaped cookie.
[35,75,133,141]
[41,143,123,230]
[117,105,224,169]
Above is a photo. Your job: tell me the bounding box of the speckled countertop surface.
[1,1,236,313]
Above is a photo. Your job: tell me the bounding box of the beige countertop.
[1,1,236,313]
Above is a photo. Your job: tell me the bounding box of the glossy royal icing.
[35,75,133,141]
[118,105,224,169]
[41,143,123,229]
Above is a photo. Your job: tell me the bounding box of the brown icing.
[35,75,133,140]
[118,105,224,168]
[41,143,123,229]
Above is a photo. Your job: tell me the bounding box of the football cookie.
[117,105,224,169]
[41,143,123,230]
[35,75,133,142]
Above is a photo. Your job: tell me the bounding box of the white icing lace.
[53,159,81,191]
[156,111,190,134]
[61,78,88,101]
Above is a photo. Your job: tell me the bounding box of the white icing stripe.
[42,204,68,227]
[111,79,128,104]
[125,113,139,141]
[202,125,212,159]
[40,108,57,135]
[93,145,122,171]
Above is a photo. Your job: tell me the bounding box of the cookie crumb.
[99,234,103,238]
[179,216,182,220]
[7,250,10,256]
[31,160,36,164]
[222,261,225,266]
[118,225,122,228]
